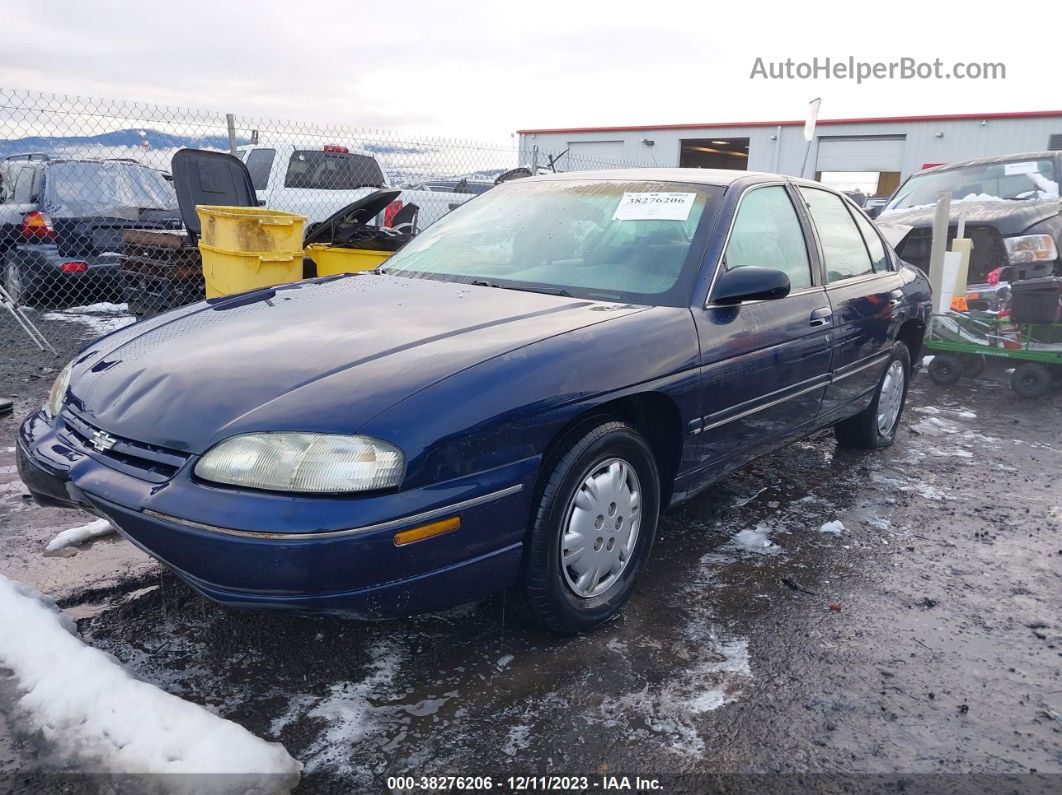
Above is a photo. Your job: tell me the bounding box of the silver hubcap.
[560,457,641,599]
[877,360,906,436]
[5,262,21,302]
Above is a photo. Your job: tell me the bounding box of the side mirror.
[711,266,791,304]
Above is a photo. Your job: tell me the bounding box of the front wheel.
[835,342,911,450]
[516,420,660,634]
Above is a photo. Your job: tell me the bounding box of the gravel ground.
[1,309,1059,793]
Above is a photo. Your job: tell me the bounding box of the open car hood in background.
[302,189,401,246]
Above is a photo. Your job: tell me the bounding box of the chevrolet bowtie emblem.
[88,430,117,452]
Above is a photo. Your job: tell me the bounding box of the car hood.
[69,274,646,453]
[877,199,1060,237]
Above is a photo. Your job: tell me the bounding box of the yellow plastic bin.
[196,206,306,253]
[195,205,306,298]
[198,245,303,298]
[305,244,392,277]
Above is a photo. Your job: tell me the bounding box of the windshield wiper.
[469,279,571,297]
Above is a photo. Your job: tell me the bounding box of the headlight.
[194,433,405,493]
[1004,234,1058,264]
[45,360,74,418]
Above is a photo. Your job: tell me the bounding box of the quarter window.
[724,186,812,290]
[850,207,890,272]
[13,167,35,203]
[245,148,276,191]
[800,188,874,283]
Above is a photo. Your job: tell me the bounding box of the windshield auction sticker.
[613,191,697,221]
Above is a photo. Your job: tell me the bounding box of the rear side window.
[13,166,36,203]
[800,188,874,283]
[284,151,385,190]
[724,185,812,290]
[245,148,275,191]
[850,207,891,272]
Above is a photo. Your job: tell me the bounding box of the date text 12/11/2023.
[386,775,664,791]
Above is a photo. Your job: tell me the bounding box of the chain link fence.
[0,88,646,365]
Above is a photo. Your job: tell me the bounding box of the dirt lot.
[1,311,1060,793]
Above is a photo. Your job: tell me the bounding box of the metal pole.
[226,113,238,156]
[0,284,58,355]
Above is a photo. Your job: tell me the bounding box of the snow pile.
[0,574,301,784]
[818,520,845,535]
[45,518,116,552]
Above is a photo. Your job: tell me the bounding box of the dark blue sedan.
[17,169,932,633]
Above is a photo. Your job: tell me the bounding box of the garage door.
[567,140,626,169]
[816,135,905,172]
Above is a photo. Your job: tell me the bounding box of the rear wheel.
[835,342,911,450]
[516,420,659,634]
[927,353,962,386]
[1011,363,1051,399]
[3,260,41,306]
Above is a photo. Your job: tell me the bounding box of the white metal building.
[517,111,1062,196]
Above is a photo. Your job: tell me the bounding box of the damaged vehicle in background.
[0,156,180,306]
[878,152,1061,310]
[18,169,930,634]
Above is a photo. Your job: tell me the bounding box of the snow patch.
[818,520,845,535]
[502,724,531,757]
[41,302,136,337]
[0,574,301,781]
[45,518,116,552]
[730,522,781,554]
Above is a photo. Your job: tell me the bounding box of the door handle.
[809,307,832,328]
[887,289,904,308]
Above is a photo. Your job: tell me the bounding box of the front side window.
[245,148,276,191]
[382,179,720,306]
[800,188,874,283]
[724,185,812,290]
[284,151,385,190]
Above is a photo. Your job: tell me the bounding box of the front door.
[692,184,832,480]
[797,187,905,420]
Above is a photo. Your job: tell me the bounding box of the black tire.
[835,342,912,450]
[515,420,660,634]
[927,353,962,386]
[1011,363,1051,399]
[961,354,987,380]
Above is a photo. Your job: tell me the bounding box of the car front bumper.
[17,409,535,617]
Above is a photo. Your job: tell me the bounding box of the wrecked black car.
[1,156,180,306]
[878,152,1061,310]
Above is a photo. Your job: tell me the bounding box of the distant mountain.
[0,128,243,156]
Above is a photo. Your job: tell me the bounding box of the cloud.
[1,0,1055,145]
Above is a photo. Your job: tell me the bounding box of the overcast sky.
[3,0,1056,144]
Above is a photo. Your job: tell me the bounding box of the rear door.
[692,183,833,477]
[797,187,905,421]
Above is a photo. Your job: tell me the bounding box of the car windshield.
[885,158,1059,211]
[44,161,177,216]
[381,179,717,305]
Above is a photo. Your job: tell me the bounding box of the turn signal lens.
[394,517,461,547]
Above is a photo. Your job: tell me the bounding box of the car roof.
[918,151,1059,175]
[526,167,769,187]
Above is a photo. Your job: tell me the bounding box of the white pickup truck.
[237,143,476,232]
